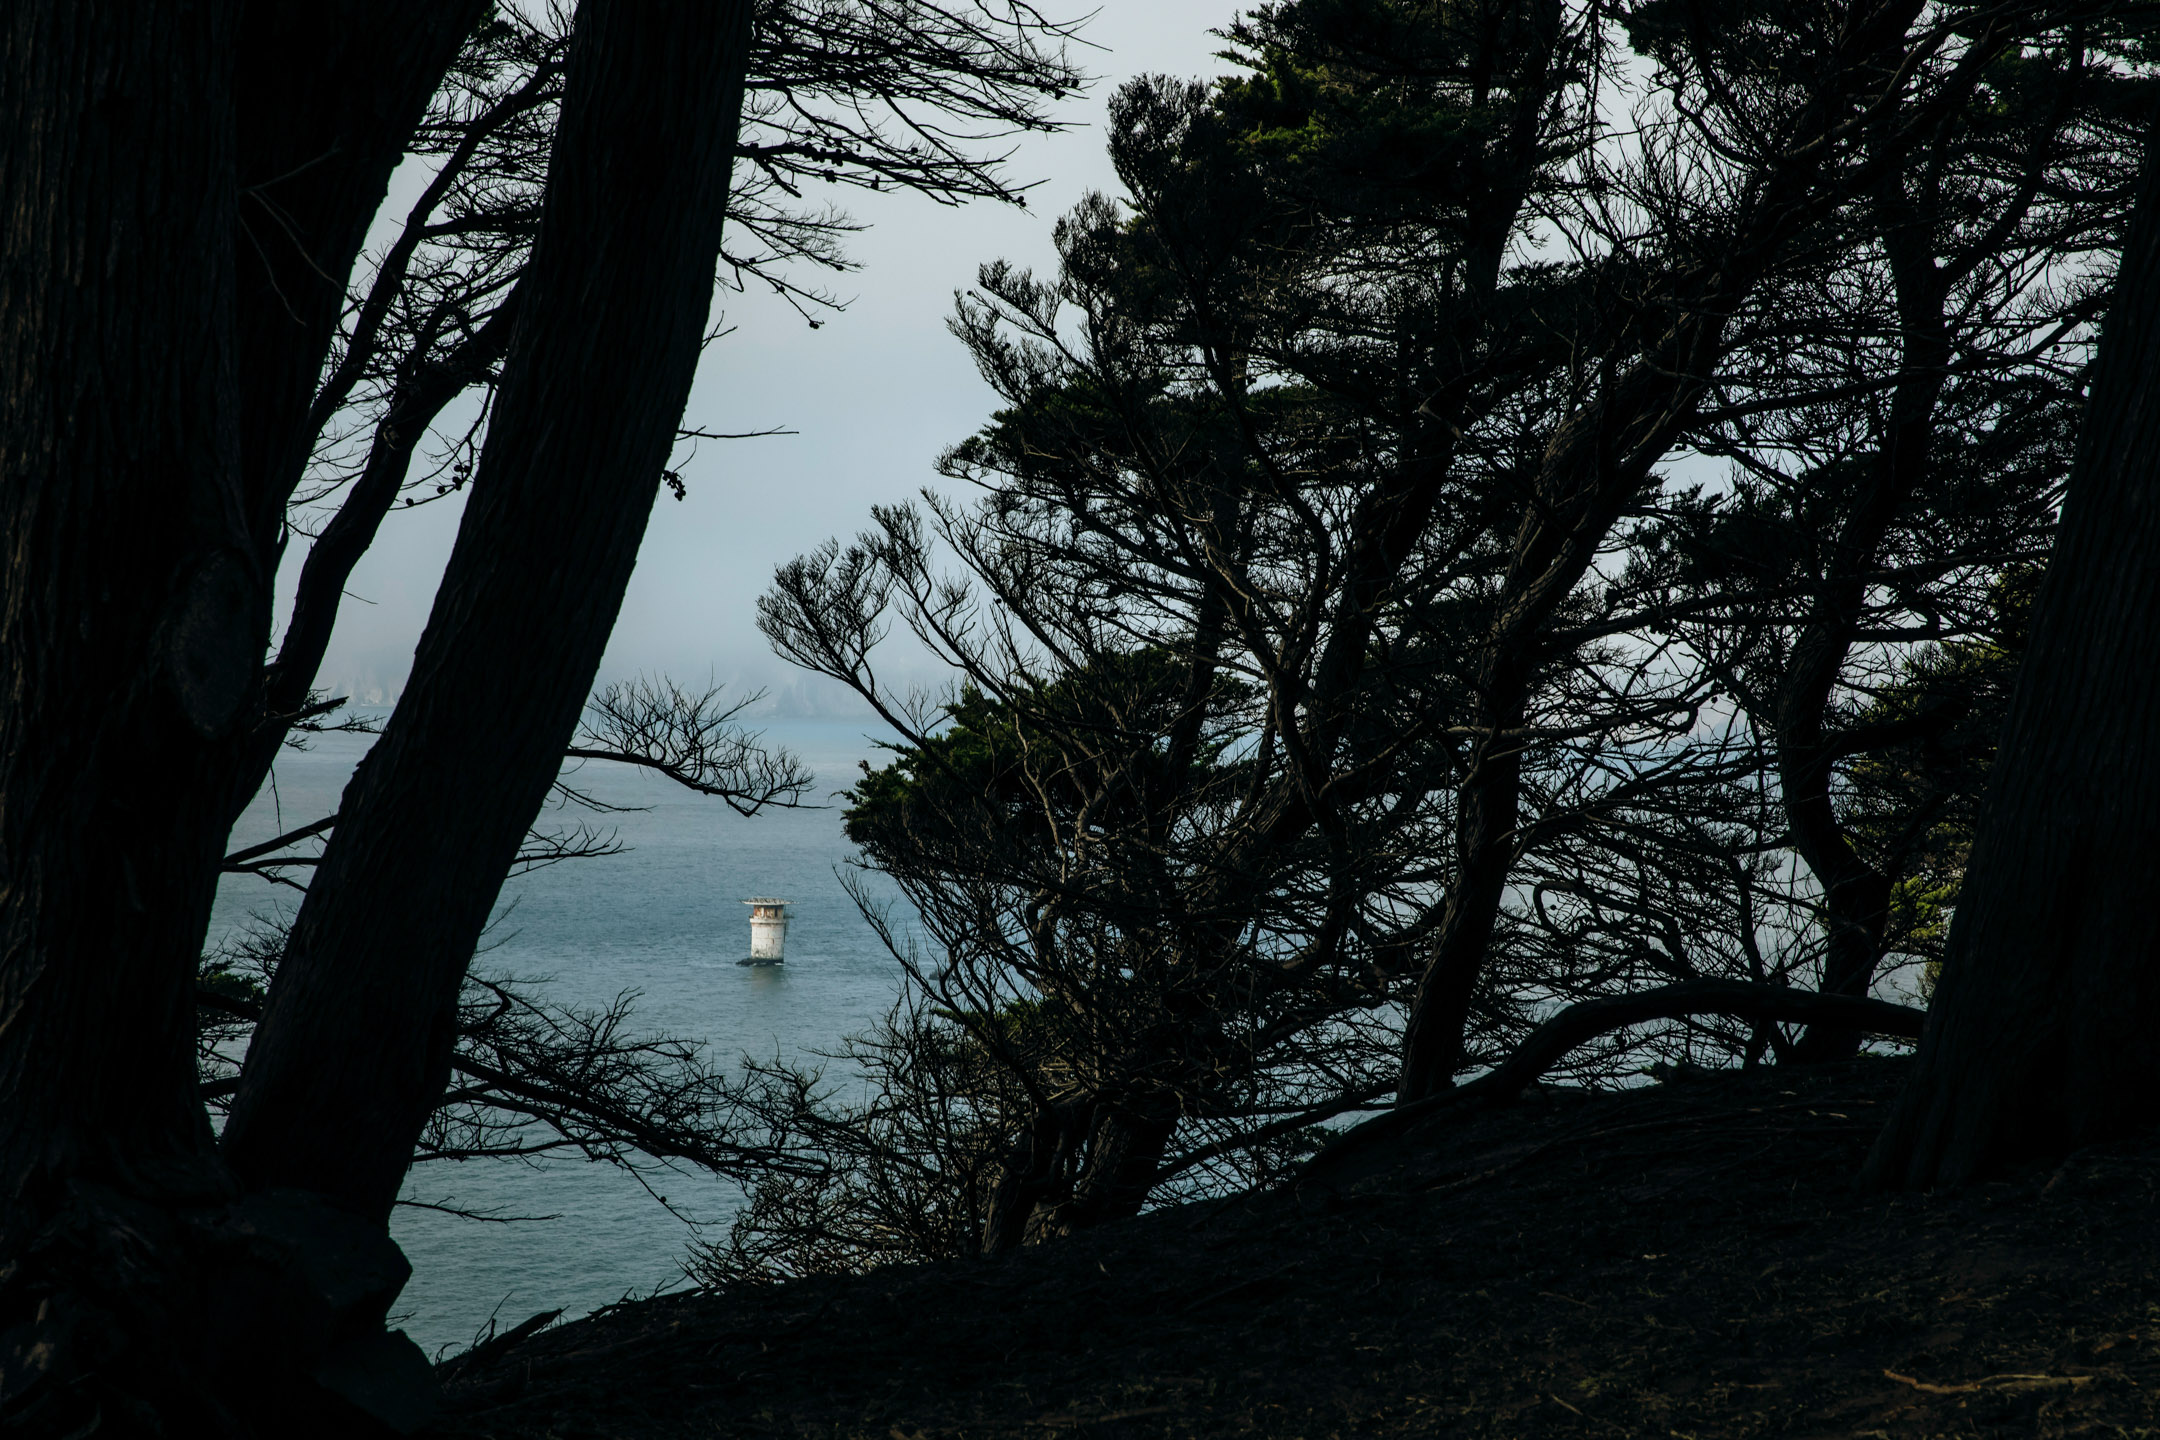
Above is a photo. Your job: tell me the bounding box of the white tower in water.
[743,898,790,963]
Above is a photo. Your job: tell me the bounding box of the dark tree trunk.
[1787,171,1949,1063]
[979,1110,1072,1256]
[235,290,524,800]
[223,0,757,1222]
[1396,308,1742,1101]
[1863,118,2160,1189]
[1027,1100,1178,1243]
[0,0,250,1424]
[229,0,489,560]
[979,1098,1178,1254]
[1397,731,1524,1102]
[0,9,494,1430]
[1782,856,1893,1059]
[1393,0,1943,1101]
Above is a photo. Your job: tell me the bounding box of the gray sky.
[310,1,1235,712]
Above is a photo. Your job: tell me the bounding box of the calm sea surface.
[208,713,907,1356]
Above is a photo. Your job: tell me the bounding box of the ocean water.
[208,713,909,1356]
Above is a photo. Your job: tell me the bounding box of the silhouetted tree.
[0,3,484,1431]
[1393,0,2087,1100]
[0,0,1078,1430]
[1864,109,2160,1189]
[755,0,2145,1266]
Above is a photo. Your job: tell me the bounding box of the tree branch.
[1307,981,1924,1178]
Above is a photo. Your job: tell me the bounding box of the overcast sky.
[309,1,1235,712]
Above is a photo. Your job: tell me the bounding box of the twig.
[437,1307,565,1382]
[1882,1369,2093,1395]
[1546,1392,1627,1432]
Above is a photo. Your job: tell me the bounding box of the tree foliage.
[732,0,2157,1276]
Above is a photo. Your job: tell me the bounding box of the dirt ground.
[434,1058,2160,1439]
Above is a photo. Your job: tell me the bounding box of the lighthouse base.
[736,956,785,967]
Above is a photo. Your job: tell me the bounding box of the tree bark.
[0,0,243,1202]
[0,9,550,1432]
[0,0,250,1424]
[1398,731,1524,1101]
[979,1104,1072,1256]
[978,1091,1181,1254]
[223,0,757,1223]
[1862,115,2160,1189]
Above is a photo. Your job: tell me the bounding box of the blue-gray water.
[208,714,906,1356]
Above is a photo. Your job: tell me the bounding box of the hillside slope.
[437,1059,2160,1438]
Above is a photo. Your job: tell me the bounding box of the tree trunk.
[1396,300,1744,1101]
[1788,169,1950,1063]
[237,289,524,799]
[1393,0,1942,1100]
[979,1105,1077,1256]
[1023,1100,1178,1245]
[0,0,251,1424]
[223,0,756,1222]
[1397,732,1524,1101]
[229,0,489,560]
[0,8,551,1432]
[979,1093,1178,1253]
[1784,858,1893,1060]
[1862,117,2160,1189]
